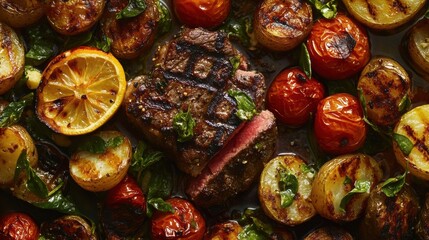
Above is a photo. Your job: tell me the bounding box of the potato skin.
[0,0,45,28]
[407,18,429,79]
[310,154,383,222]
[203,221,242,240]
[0,22,25,95]
[304,226,353,240]
[101,0,159,59]
[40,215,96,240]
[357,56,411,126]
[46,0,105,35]
[416,194,429,240]
[359,184,420,240]
[254,0,313,51]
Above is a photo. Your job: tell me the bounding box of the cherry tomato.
[0,212,39,240]
[151,198,206,240]
[172,0,231,28]
[102,175,146,238]
[314,93,367,155]
[267,67,325,126]
[306,14,370,80]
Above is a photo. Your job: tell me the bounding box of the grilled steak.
[186,110,277,207]
[124,28,266,176]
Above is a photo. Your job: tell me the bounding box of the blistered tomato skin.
[151,198,206,240]
[172,0,231,28]
[267,67,325,127]
[306,14,370,80]
[314,93,367,155]
[0,212,39,240]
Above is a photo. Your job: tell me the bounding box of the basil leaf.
[398,94,411,113]
[230,56,241,75]
[220,16,252,47]
[32,190,80,215]
[299,43,312,78]
[278,168,298,208]
[393,133,413,156]
[340,180,371,212]
[307,0,338,19]
[116,0,146,19]
[147,160,173,200]
[238,224,270,240]
[148,198,175,213]
[24,114,55,142]
[381,171,407,197]
[63,31,93,50]
[228,90,257,121]
[14,151,49,199]
[77,136,124,154]
[25,23,58,66]
[0,93,34,127]
[92,35,112,52]
[156,0,172,36]
[173,109,196,142]
[130,141,163,183]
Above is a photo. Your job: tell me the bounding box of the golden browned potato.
[407,18,429,79]
[46,0,105,35]
[101,0,159,59]
[0,125,38,188]
[0,0,45,28]
[69,130,132,192]
[393,104,429,181]
[311,154,383,222]
[259,155,316,226]
[253,0,312,51]
[416,194,429,240]
[0,22,25,95]
[342,0,426,30]
[359,184,420,240]
[304,226,353,240]
[357,56,411,126]
[204,221,242,240]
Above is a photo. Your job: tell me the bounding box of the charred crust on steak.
[124,28,266,176]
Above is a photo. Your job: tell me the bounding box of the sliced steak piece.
[124,28,266,176]
[186,110,277,207]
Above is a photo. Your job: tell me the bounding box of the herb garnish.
[307,0,338,19]
[237,208,273,240]
[228,90,257,121]
[116,0,147,19]
[173,109,196,142]
[14,151,49,198]
[339,179,371,212]
[220,16,253,47]
[299,43,312,78]
[381,171,407,197]
[25,23,59,66]
[393,133,413,156]
[130,141,163,183]
[76,136,124,154]
[156,0,172,36]
[230,55,241,75]
[0,93,34,128]
[278,168,298,208]
[398,94,411,113]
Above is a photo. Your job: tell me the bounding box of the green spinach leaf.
[0,93,34,127]
[25,23,59,66]
[173,109,196,142]
[116,0,147,19]
[14,151,49,199]
[32,189,80,215]
[340,179,371,212]
[381,171,407,197]
[228,90,257,121]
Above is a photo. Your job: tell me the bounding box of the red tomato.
[306,14,370,80]
[267,67,325,126]
[314,93,367,155]
[151,198,206,240]
[172,0,231,28]
[102,175,146,238]
[0,212,39,240]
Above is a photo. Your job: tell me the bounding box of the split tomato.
[314,93,367,155]
[0,212,39,240]
[267,67,325,127]
[172,0,231,28]
[306,14,370,80]
[151,198,206,240]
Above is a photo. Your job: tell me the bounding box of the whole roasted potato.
[0,0,45,28]
[407,18,429,80]
[0,22,25,95]
[311,154,383,222]
[40,215,96,240]
[359,184,420,240]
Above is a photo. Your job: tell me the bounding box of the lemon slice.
[36,47,126,135]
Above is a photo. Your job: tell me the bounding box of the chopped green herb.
[301,164,315,174]
[340,180,371,212]
[393,133,413,156]
[14,151,49,199]
[220,16,253,47]
[343,176,352,186]
[25,23,59,66]
[77,136,124,154]
[156,0,172,36]
[147,198,175,217]
[307,0,338,19]
[237,224,270,240]
[228,90,257,121]
[230,55,241,75]
[0,93,34,127]
[173,109,196,142]
[299,43,312,78]
[92,35,112,52]
[381,171,407,197]
[398,94,411,113]
[278,168,298,208]
[116,0,147,19]
[130,141,163,183]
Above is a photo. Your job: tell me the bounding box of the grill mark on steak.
[124,28,266,176]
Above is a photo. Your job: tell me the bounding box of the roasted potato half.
[407,18,429,79]
[203,221,242,240]
[0,125,38,188]
[393,104,429,181]
[69,131,132,192]
[416,194,429,240]
[357,56,411,126]
[0,0,45,28]
[101,0,159,59]
[359,184,420,240]
[253,0,313,51]
[46,0,105,35]
[311,154,383,222]
[303,226,353,240]
[40,215,96,240]
[0,22,25,95]
[342,0,426,30]
[259,155,316,226]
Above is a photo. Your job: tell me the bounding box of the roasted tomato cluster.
[1,0,429,239]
